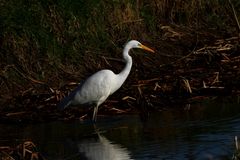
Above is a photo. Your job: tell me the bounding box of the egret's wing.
[58,80,85,110]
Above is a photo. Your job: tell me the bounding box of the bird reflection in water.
[77,127,133,160]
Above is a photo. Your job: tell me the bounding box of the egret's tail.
[58,94,73,110]
[58,81,84,110]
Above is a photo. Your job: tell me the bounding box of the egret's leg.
[92,105,99,122]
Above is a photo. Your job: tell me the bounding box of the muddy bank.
[0,27,239,123]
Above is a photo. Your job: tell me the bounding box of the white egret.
[58,40,154,121]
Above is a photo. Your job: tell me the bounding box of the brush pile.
[115,35,240,110]
[2,34,240,122]
[0,141,45,160]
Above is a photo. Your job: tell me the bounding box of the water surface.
[1,97,240,160]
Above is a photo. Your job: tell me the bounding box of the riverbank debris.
[0,33,239,122]
[0,141,46,160]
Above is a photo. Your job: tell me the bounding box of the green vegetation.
[0,0,239,103]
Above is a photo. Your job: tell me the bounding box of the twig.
[12,65,45,84]
[181,77,192,93]
[228,0,240,33]
[101,56,112,67]
[122,96,136,101]
[138,86,142,97]
[154,82,161,91]
[109,107,127,113]
[79,114,88,121]
[0,151,14,160]
[6,111,26,116]
[137,78,161,84]
[211,72,220,85]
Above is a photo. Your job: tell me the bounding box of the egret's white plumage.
[58,40,154,121]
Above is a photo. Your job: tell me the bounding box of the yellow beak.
[140,44,155,53]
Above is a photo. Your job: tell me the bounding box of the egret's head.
[127,40,155,53]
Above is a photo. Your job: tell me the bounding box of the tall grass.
[0,0,239,98]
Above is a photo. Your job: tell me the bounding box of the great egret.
[58,40,154,121]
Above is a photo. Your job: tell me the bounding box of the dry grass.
[0,0,239,105]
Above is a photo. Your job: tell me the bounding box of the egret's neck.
[113,46,132,93]
[119,46,132,79]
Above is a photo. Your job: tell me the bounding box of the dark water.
[1,97,240,160]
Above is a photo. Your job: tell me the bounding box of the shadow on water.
[1,96,240,159]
